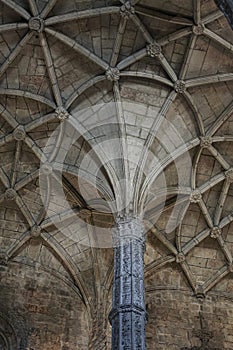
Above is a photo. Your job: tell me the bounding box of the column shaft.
[109,216,146,350]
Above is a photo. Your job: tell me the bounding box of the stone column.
[109,216,147,350]
[214,0,233,29]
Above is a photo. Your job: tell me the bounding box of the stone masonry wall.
[0,261,89,350]
[146,265,233,350]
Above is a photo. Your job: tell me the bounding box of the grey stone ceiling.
[0,0,233,341]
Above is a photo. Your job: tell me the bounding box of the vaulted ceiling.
[0,0,233,346]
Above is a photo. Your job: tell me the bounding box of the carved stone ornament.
[4,188,17,201]
[55,106,70,120]
[28,17,44,32]
[181,311,221,350]
[105,67,120,82]
[190,190,202,203]
[120,1,135,19]
[13,126,26,141]
[30,225,41,238]
[174,80,186,93]
[146,42,162,58]
[195,286,206,301]
[40,162,53,176]
[0,252,8,266]
[200,136,213,148]
[192,24,205,35]
[176,252,186,263]
[210,227,221,239]
[110,215,146,350]
[225,168,233,183]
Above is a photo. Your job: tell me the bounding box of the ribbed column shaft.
[109,216,146,350]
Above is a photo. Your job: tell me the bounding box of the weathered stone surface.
[0,262,89,349]
[0,0,232,349]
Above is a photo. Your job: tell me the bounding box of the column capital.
[113,215,145,246]
[109,304,146,324]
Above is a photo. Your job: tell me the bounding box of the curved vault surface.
[0,0,232,347]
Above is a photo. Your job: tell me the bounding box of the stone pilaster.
[109,216,146,350]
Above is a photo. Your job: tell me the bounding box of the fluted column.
[109,216,146,350]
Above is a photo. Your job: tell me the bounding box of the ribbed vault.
[0,0,233,348]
